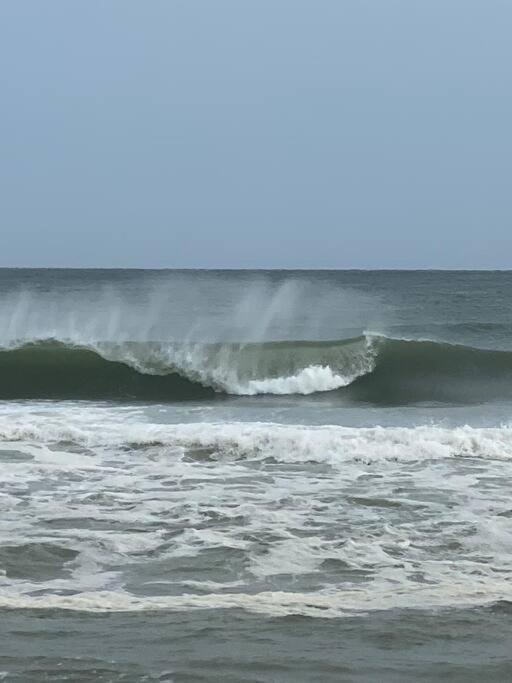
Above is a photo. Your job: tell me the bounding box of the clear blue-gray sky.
[1,0,511,269]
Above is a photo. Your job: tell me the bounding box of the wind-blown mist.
[0,275,382,344]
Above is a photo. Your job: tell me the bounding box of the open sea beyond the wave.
[1,268,512,682]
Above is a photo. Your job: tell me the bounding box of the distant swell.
[2,335,512,403]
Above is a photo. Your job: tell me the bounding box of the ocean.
[1,268,512,681]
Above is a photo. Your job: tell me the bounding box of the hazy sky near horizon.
[1,1,511,269]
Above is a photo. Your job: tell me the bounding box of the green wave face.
[349,338,512,404]
[2,336,512,403]
[0,342,215,400]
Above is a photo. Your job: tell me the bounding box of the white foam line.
[0,584,507,618]
[2,412,512,463]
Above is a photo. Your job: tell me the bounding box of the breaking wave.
[2,334,512,403]
[0,335,512,405]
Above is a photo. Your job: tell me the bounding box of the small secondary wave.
[3,335,512,403]
[2,414,512,464]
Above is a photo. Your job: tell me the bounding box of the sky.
[1,0,511,269]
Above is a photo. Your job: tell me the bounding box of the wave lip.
[2,334,512,403]
[0,336,377,400]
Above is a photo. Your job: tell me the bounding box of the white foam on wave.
[0,329,380,396]
[0,581,508,618]
[1,404,512,464]
[92,337,378,396]
[232,365,355,395]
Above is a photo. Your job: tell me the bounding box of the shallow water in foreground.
[2,604,512,682]
[1,269,512,680]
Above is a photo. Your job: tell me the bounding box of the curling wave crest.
[2,333,512,402]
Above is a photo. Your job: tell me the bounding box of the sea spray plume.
[226,278,387,344]
[0,285,140,345]
[0,277,317,345]
[230,279,303,342]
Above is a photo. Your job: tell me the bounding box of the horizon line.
[1,266,512,273]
